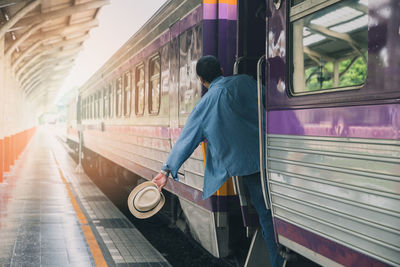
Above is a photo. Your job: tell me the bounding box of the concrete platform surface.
[0,128,171,267]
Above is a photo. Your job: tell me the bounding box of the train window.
[94,92,98,119]
[179,25,202,114]
[82,99,86,120]
[123,71,132,116]
[84,98,88,120]
[149,54,161,115]
[116,77,123,117]
[135,63,145,115]
[290,0,368,94]
[90,95,94,119]
[103,87,108,118]
[97,91,102,119]
[87,97,90,119]
[108,83,113,118]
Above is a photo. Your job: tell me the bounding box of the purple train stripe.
[275,218,391,267]
[218,2,237,20]
[267,104,400,140]
[203,0,237,21]
[203,3,217,20]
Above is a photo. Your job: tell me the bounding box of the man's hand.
[152,172,168,191]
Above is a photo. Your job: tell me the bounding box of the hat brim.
[127,181,165,219]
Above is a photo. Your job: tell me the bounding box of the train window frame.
[90,95,94,119]
[288,0,368,96]
[115,77,123,117]
[82,99,86,120]
[103,87,108,119]
[84,97,88,120]
[94,92,98,119]
[108,83,114,118]
[148,53,161,115]
[97,91,102,119]
[135,62,145,116]
[123,71,132,117]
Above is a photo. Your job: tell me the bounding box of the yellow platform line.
[52,150,108,267]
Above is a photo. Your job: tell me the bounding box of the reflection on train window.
[108,83,113,118]
[135,63,145,115]
[116,77,123,117]
[123,71,131,116]
[103,87,108,118]
[179,24,202,114]
[149,54,161,115]
[290,0,368,94]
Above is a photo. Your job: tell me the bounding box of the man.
[152,55,284,267]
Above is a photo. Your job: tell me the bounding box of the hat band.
[133,193,162,213]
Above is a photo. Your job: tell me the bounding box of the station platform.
[0,128,171,267]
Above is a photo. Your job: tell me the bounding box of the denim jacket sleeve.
[163,103,205,180]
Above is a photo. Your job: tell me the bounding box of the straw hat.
[127,181,165,219]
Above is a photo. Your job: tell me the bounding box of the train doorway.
[233,1,271,266]
[236,0,267,77]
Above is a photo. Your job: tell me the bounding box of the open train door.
[234,0,272,266]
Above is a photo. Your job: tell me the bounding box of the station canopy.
[0,0,109,108]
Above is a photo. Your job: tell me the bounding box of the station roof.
[0,0,109,109]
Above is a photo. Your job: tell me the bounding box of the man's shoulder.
[221,74,256,86]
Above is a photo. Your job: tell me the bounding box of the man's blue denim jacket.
[162,74,261,199]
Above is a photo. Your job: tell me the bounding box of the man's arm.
[153,104,205,191]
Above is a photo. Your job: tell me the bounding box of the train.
[66,0,400,266]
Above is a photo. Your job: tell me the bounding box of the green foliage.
[304,52,367,92]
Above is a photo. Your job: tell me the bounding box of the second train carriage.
[66,0,400,265]
[67,0,239,258]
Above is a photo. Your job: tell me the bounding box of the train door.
[236,0,266,77]
[234,0,271,266]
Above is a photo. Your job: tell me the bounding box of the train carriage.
[67,0,239,258]
[66,0,400,265]
[262,0,400,266]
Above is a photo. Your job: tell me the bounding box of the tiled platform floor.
[0,128,171,267]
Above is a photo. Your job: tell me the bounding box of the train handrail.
[256,54,270,210]
[233,56,260,75]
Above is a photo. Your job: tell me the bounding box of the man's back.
[200,74,261,198]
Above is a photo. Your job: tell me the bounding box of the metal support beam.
[21,61,74,89]
[16,45,82,80]
[11,39,42,71]
[24,70,70,95]
[12,34,88,70]
[18,19,97,53]
[0,0,41,39]
[23,67,72,93]
[28,81,63,101]
[15,0,109,27]
[308,23,366,62]
[19,56,74,84]
[304,47,335,62]
[5,21,46,57]
[5,19,97,57]
[0,0,29,9]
